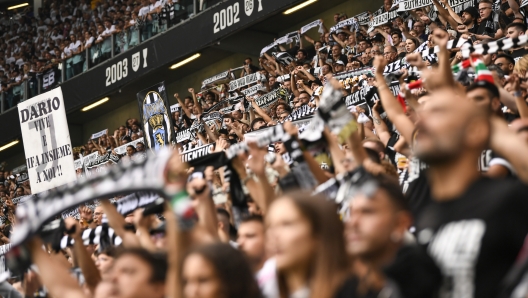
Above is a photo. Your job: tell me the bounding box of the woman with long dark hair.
[180,243,263,298]
[266,191,351,298]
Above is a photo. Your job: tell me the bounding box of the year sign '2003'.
[213,0,263,34]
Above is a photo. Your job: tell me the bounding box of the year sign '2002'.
[213,0,263,34]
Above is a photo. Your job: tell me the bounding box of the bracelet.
[514,90,522,98]
[242,175,253,185]
[377,85,388,91]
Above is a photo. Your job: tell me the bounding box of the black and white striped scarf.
[160,2,174,21]
[59,224,122,249]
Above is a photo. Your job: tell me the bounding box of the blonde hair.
[514,55,528,77]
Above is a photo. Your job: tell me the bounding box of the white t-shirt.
[5,56,15,64]
[62,47,72,58]
[256,258,279,298]
[138,6,150,17]
[60,15,72,22]
[103,25,116,35]
[51,33,63,41]
[15,58,24,67]
[84,36,94,47]
[50,9,58,20]
[150,1,162,12]
[69,40,82,53]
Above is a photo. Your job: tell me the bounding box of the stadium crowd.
[0,0,204,110]
[4,0,528,297]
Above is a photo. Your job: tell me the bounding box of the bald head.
[413,90,490,165]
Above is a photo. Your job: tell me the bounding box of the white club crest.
[132,52,140,72]
[244,0,253,16]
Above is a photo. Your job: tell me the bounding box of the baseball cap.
[461,6,478,19]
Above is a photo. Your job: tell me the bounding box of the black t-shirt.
[182,113,195,127]
[333,276,380,298]
[416,177,528,298]
[478,149,515,177]
[508,48,528,63]
[467,24,479,34]
[330,53,348,65]
[477,15,499,38]
[400,157,430,218]
[385,131,400,166]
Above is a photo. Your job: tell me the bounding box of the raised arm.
[509,74,528,119]
[375,28,392,47]
[133,209,159,252]
[371,101,392,146]
[100,199,141,247]
[298,66,316,81]
[248,96,273,123]
[373,56,415,143]
[187,176,220,241]
[164,202,183,298]
[490,116,528,183]
[284,121,329,183]
[398,23,413,40]
[508,0,523,19]
[28,238,87,298]
[188,88,202,115]
[433,0,462,27]
[174,93,192,118]
[323,127,347,175]
[332,33,347,48]
[303,34,315,45]
[64,217,102,294]
[202,120,218,142]
[246,143,276,214]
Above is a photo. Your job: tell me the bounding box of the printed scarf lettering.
[229,73,262,91]
[181,143,215,163]
[399,0,432,11]
[201,70,232,89]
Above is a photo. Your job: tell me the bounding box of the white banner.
[241,84,265,96]
[260,41,277,56]
[170,103,180,113]
[114,138,146,155]
[18,87,76,193]
[0,244,11,282]
[300,19,324,34]
[90,128,108,140]
[367,10,399,32]
[399,0,432,11]
[330,17,359,33]
[434,0,473,13]
[354,11,371,25]
[229,73,263,91]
